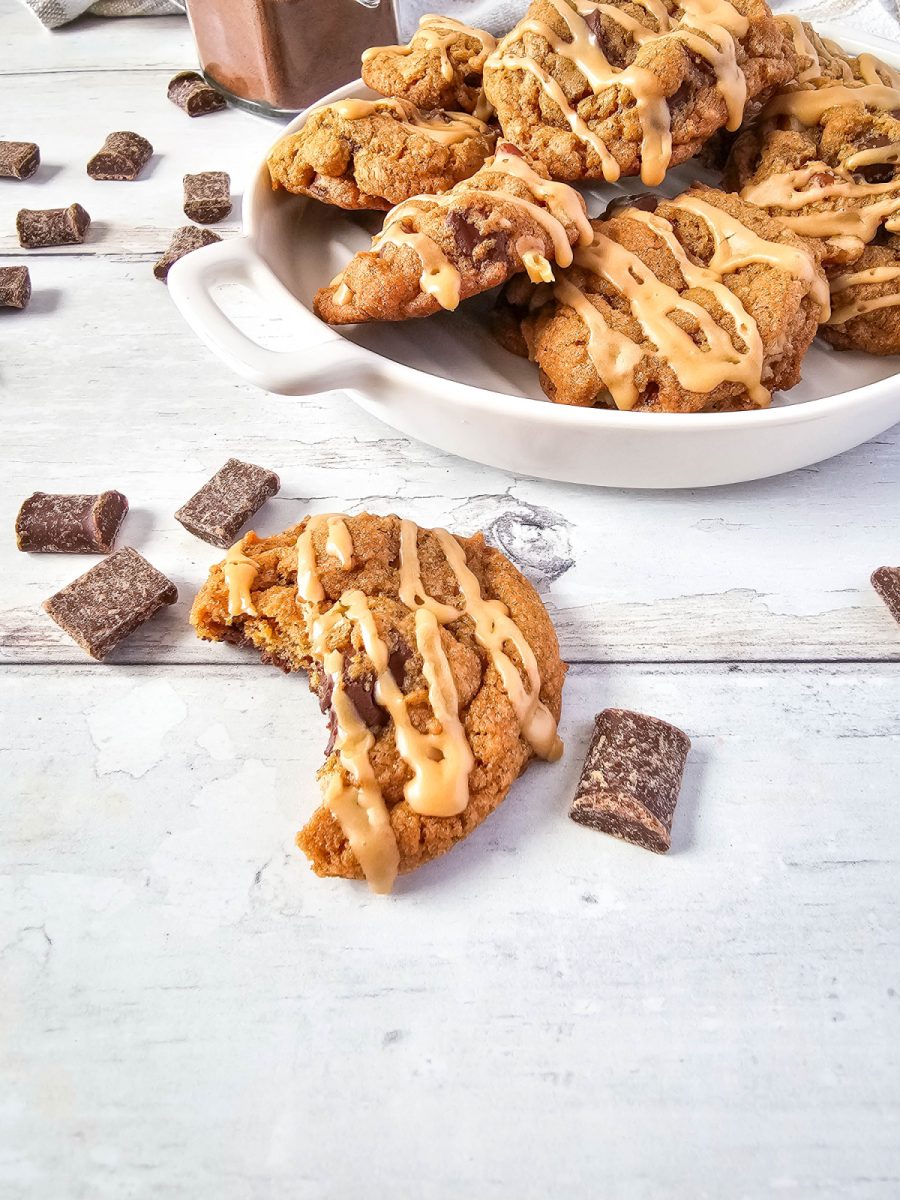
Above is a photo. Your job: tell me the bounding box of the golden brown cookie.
[493,186,828,412]
[361,15,497,116]
[820,234,900,354]
[724,32,900,266]
[482,0,797,186]
[268,98,497,211]
[191,514,566,893]
[314,143,592,323]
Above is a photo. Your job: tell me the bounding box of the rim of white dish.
[245,23,900,432]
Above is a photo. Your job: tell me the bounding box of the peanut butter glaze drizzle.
[369,145,592,309]
[293,515,563,893]
[552,196,824,409]
[826,264,900,325]
[223,538,259,617]
[362,15,497,84]
[486,0,750,186]
[740,164,900,251]
[330,98,494,146]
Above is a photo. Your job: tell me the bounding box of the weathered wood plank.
[2,663,898,1198]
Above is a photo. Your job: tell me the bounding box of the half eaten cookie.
[191,513,566,893]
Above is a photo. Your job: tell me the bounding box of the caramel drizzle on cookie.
[487,0,749,186]
[294,515,563,893]
[330,98,494,147]
[369,145,592,309]
[760,82,900,126]
[362,15,497,84]
[223,538,259,617]
[826,264,900,325]
[740,164,900,248]
[554,197,823,409]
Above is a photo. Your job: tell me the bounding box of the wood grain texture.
[2,664,899,1199]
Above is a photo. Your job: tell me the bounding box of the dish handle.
[167,236,370,396]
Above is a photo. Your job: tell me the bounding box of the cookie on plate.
[314,143,592,323]
[268,98,497,211]
[493,186,828,412]
[362,15,497,117]
[820,234,900,354]
[481,0,797,186]
[725,60,900,264]
[191,513,566,893]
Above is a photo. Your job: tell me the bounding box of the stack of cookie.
[266,4,900,413]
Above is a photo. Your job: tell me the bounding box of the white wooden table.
[2,3,900,1196]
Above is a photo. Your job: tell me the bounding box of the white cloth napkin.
[24,0,182,29]
[22,0,898,44]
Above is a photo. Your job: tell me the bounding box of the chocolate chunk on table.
[16,203,90,249]
[153,225,221,282]
[0,266,31,310]
[175,458,280,548]
[183,171,232,224]
[0,141,40,180]
[168,71,227,117]
[87,131,153,181]
[43,547,177,661]
[570,708,691,854]
[872,567,900,626]
[16,490,128,554]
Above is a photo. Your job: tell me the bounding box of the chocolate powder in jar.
[186,0,398,115]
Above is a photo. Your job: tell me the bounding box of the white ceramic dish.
[168,25,900,489]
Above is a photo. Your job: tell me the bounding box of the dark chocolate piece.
[87,131,153,181]
[872,567,900,626]
[16,490,128,554]
[167,71,227,117]
[570,708,691,853]
[16,204,90,249]
[43,547,177,661]
[174,458,280,548]
[153,225,221,282]
[0,266,31,310]
[0,141,40,180]
[183,171,232,224]
[343,669,389,732]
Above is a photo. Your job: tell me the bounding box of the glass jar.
[184,0,399,119]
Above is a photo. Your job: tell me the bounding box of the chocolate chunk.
[569,708,691,853]
[447,210,482,256]
[602,192,659,220]
[16,490,128,554]
[387,635,412,687]
[183,171,232,224]
[43,547,177,661]
[153,225,221,282]
[343,669,388,731]
[0,141,40,180]
[853,134,894,184]
[174,458,280,548]
[16,204,90,249]
[0,266,31,310]
[872,567,900,625]
[168,71,227,117]
[87,131,153,181]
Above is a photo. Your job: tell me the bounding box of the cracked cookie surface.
[268,98,497,211]
[493,185,827,412]
[314,143,591,323]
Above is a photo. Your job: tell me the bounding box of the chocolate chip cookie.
[493,185,828,412]
[268,98,497,211]
[314,143,591,323]
[362,15,497,116]
[482,0,797,187]
[191,514,566,893]
[724,39,900,265]
[820,233,900,354]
